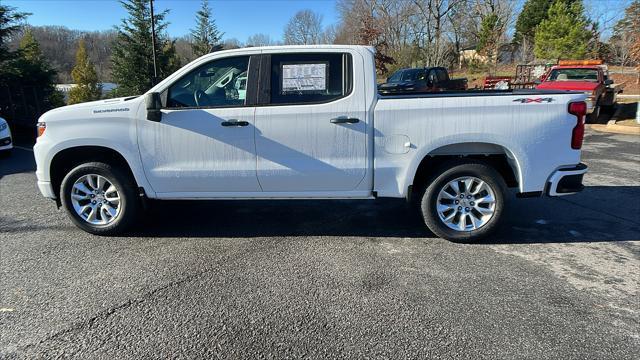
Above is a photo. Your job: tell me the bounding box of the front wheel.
[60,162,140,235]
[417,161,507,242]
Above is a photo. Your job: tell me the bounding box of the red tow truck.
[535,60,624,119]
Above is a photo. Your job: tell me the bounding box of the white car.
[33,45,588,242]
[0,116,13,156]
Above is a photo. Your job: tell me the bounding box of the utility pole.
[149,0,158,85]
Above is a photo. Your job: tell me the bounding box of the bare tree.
[611,35,635,66]
[283,10,323,45]
[320,24,339,44]
[411,0,465,66]
[222,38,242,49]
[246,33,274,47]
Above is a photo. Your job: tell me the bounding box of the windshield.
[547,68,599,82]
[401,69,426,81]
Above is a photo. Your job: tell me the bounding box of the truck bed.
[372,90,586,198]
[378,89,578,98]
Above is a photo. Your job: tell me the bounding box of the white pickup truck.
[33,45,588,241]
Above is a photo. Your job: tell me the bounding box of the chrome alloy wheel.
[70,174,121,225]
[436,176,496,232]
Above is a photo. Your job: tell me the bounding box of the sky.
[4,0,339,43]
[3,0,630,42]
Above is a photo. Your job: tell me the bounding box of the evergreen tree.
[68,39,102,104]
[190,0,222,57]
[111,0,181,96]
[0,4,29,62]
[514,0,555,45]
[534,0,592,60]
[0,8,63,126]
[476,13,503,65]
[16,29,62,102]
[8,29,63,115]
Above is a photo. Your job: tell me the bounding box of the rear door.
[253,50,367,192]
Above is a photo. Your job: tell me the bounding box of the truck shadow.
[589,101,638,124]
[133,186,639,244]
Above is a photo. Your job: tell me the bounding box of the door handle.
[330,117,360,124]
[221,119,249,127]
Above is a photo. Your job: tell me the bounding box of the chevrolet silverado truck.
[377,67,467,94]
[33,45,588,242]
[536,60,623,120]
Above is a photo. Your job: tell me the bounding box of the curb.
[588,121,640,135]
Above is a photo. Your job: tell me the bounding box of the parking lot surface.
[1,129,639,359]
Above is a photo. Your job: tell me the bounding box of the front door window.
[167,56,250,108]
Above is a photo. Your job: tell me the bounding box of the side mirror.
[145,92,162,122]
[604,79,613,86]
[534,79,542,85]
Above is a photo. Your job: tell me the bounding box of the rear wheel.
[416,161,506,242]
[60,162,139,235]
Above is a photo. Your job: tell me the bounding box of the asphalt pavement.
[1,129,638,359]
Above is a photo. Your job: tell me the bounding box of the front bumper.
[585,100,595,113]
[37,180,56,199]
[547,163,588,196]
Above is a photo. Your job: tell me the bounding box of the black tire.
[588,104,601,123]
[415,160,507,242]
[60,162,139,235]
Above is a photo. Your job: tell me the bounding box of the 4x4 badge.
[513,98,554,103]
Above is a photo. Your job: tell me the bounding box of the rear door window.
[267,53,352,105]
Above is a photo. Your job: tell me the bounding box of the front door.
[138,55,261,195]
[254,51,367,192]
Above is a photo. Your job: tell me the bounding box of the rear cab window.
[435,69,448,82]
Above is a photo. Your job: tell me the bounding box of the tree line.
[290,0,639,74]
[1,0,639,117]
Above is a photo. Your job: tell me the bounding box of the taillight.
[568,102,586,150]
[36,122,46,137]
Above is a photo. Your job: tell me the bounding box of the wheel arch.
[407,141,523,198]
[49,145,146,200]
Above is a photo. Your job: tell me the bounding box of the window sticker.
[281,63,327,92]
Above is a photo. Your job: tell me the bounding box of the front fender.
[33,108,156,197]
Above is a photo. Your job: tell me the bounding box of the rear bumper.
[547,163,588,196]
